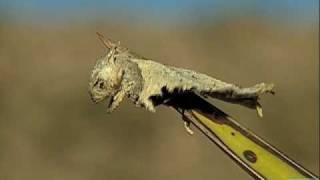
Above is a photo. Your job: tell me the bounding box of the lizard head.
[89,47,123,103]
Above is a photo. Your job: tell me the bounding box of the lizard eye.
[98,81,105,89]
[93,79,105,89]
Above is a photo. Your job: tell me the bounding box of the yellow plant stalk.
[171,93,318,180]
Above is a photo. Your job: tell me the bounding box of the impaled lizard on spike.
[89,33,274,133]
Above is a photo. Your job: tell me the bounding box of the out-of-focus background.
[0,1,318,179]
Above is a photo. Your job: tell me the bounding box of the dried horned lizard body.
[89,34,274,117]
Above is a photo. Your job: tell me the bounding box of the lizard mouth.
[89,92,108,104]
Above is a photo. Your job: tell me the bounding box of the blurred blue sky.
[0,0,318,24]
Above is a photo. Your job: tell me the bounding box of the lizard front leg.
[107,89,126,113]
[107,79,134,113]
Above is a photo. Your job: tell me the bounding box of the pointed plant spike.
[96,32,113,49]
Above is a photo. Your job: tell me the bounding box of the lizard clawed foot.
[182,110,194,135]
[184,120,194,135]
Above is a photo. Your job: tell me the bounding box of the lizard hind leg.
[256,103,263,118]
[182,110,194,135]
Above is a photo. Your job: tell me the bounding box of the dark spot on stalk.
[243,150,257,163]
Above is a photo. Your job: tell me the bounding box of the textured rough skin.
[89,48,144,112]
[89,39,274,116]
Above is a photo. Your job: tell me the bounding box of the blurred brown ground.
[0,18,318,179]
